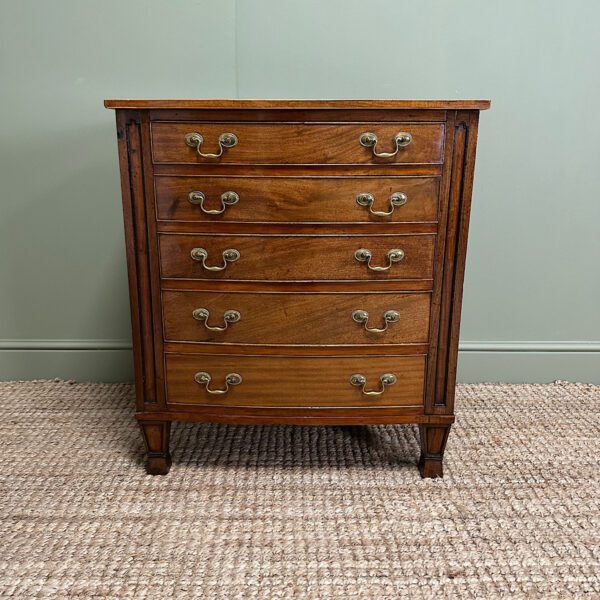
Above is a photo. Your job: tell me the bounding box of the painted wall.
[1,0,598,382]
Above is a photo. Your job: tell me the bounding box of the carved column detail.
[427,111,480,414]
[115,111,163,409]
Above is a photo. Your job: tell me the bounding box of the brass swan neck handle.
[359,131,412,158]
[350,373,397,396]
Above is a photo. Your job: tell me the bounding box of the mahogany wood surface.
[158,233,436,281]
[165,353,425,408]
[135,408,455,426]
[149,109,448,123]
[162,290,430,345]
[156,221,439,236]
[105,99,490,110]
[162,341,429,356]
[151,122,445,165]
[153,163,443,177]
[139,421,171,475]
[115,113,161,410]
[161,279,434,292]
[428,111,480,415]
[154,175,439,224]
[418,424,451,478]
[107,99,488,476]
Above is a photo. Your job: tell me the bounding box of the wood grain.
[105,99,491,110]
[156,221,439,235]
[162,290,430,345]
[158,233,436,281]
[165,353,425,408]
[151,122,445,165]
[135,408,455,426]
[160,279,434,292]
[147,109,448,123]
[418,424,451,478]
[153,163,443,177]
[138,421,171,475]
[154,175,439,224]
[430,111,481,414]
[140,111,167,406]
[106,101,488,477]
[162,342,429,356]
[114,112,163,409]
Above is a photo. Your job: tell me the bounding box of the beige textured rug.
[0,381,598,599]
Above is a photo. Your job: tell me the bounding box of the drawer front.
[159,234,435,281]
[155,176,439,223]
[163,291,430,345]
[151,122,445,165]
[165,354,425,407]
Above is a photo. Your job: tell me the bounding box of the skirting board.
[457,348,600,384]
[0,340,599,384]
[0,349,134,383]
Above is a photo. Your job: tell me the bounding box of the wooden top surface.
[104,99,491,110]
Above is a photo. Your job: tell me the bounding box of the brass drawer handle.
[354,248,405,272]
[352,309,400,333]
[194,371,242,395]
[184,131,238,158]
[359,131,412,158]
[192,308,241,331]
[188,191,240,215]
[350,373,397,396]
[356,192,407,217]
[190,247,240,271]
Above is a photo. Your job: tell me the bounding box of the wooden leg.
[418,424,451,478]
[139,421,172,475]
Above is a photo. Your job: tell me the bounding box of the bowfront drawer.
[151,122,445,165]
[162,290,430,345]
[165,354,425,407]
[155,176,439,223]
[159,234,435,281]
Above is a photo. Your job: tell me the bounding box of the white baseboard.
[0,340,599,383]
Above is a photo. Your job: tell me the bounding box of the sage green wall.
[1,0,599,382]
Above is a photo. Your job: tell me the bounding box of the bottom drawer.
[165,353,425,408]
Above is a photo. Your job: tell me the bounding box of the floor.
[0,380,598,599]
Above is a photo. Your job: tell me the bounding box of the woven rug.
[0,381,598,599]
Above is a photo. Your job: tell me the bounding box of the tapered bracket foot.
[139,421,172,475]
[418,424,451,479]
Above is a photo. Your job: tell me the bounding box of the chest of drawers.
[105,99,489,478]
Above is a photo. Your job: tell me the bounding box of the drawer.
[155,176,439,223]
[151,122,445,165]
[163,291,430,345]
[165,354,425,407]
[159,234,435,282]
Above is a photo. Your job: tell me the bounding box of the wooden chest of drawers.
[105,99,489,478]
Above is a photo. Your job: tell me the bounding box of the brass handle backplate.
[190,247,240,271]
[354,248,405,272]
[350,373,397,396]
[359,131,412,158]
[188,191,240,215]
[352,309,400,333]
[194,371,242,395]
[192,308,241,331]
[185,131,238,158]
[356,192,408,217]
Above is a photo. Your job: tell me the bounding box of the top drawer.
[151,122,445,165]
